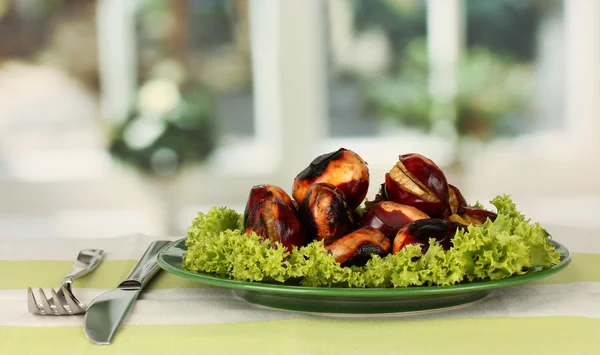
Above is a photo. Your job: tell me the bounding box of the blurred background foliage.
[0,0,587,239]
[361,38,534,139]
[351,0,558,67]
[0,0,249,177]
[108,0,235,178]
[0,0,563,174]
[349,0,559,139]
[108,78,216,178]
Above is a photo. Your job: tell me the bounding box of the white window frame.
[94,0,600,232]
[460,0,600,199]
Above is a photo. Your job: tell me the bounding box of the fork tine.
[37,288,55,315]
[51,288,68,315]
[61,286,84,314]
[27,248,105,316]
[27,287,42,314]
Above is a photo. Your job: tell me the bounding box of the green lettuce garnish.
[182,195,560,288]
[185,206,242,249]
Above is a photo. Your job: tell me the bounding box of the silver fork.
[28,249,104,316]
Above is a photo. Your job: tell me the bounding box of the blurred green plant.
[361,38,535,139]
[108,77,216,178]
[351,0,426,73]
[0,0,8,19]
[351,0,560,69]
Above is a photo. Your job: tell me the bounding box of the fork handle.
[118,240,171,289]
[63,249,105,283]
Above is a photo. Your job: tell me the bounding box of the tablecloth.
[1,227,599,355]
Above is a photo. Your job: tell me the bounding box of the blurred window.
[322,0,567,166]
[1,0,600,237]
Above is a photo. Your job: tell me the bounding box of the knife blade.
[83,240,170,345]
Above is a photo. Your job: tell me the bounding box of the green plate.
[157,238,571,315]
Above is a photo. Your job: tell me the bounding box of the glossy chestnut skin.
[460,207,498,225]
[384,153,451,218]
[392,219,466,254]
[299,183,354,244]
[244,185,295,225]
[326,227,391,267]
[361,201,429,239]
[245,191,305,250]
[293,148,369,210]
[448,184,467,215]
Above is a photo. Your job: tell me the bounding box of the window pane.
[0,0,259,237]
[135,0,254,141]
[326,0,429,137]
[0,0,164,238]
[0,0,104,178]
[463,0,565,138]
[325,0,566,142]
[106,0,256,178]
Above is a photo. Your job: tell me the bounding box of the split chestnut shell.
[448,184,468,215]
[460,207,498,225]
[385,153,451,218]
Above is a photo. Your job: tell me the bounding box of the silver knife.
[83,240,170,345]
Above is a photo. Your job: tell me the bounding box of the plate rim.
[157,237,571,297]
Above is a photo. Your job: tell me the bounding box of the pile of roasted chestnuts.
[243,148,497,267]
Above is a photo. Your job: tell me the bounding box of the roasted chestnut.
[293,148,369,210]
[326,227,391,267]
[384,153,451,218]
[446,214,470,225]
[448,184,467,215]
[361,201,429,239]
[392,219,466,254]
[299,183,354,243]
[460,207,498,225]
[244,184,295,225]
[245,191,305,250]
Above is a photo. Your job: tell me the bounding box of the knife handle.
[118,240,171,289]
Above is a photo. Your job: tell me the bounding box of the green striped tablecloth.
[1,228,599,355]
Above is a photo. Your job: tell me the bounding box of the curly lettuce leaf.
[182,195,561,288]
[452,219,531,281]
[354,205,368,218]
[491,194,561,267]
[471,200,485,209]
[186,206,242,248]
[184,228,290,282]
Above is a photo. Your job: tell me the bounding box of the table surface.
[1,226,599,355]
